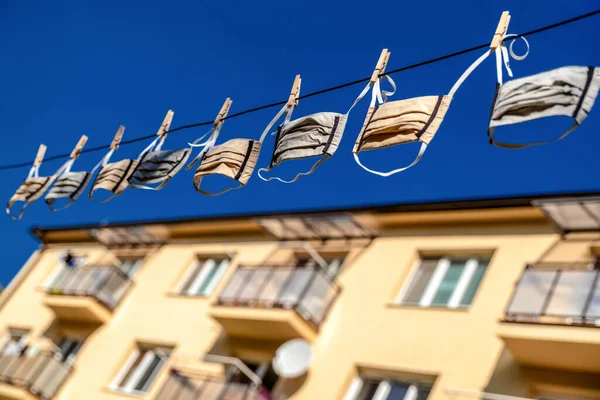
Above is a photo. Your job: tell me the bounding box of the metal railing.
[505,262,600,325]
[155,368,270,400]
[45,265,132,310]
[216,265,341,327]
[0,351,72,400]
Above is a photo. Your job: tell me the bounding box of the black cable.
[2,8,599,172]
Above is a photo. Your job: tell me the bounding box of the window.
[226,360,279,392]
[345,377,432,400]
[56,337,83,365]
[0,329,29,355]
[112,346,170,395]
[397,257,489,308]
[117,257,144,278]
[177,257,230,296]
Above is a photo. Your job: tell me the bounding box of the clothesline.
[1,7,599,173]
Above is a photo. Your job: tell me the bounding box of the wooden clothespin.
[156,110,174,137]
[33,144,47,168]
[370,49,391,83]
[286,75,302,108]
[70,135,88,159]
[214,98,232,125]
[110,125,125,151]
[490,11,511,50]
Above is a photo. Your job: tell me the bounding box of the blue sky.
[1,0,599,285]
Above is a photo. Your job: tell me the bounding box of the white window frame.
[176,257,230,297]
[0,329,29,355]
[111,346,169,395]
[345,377,423,400]
[396,256,485,309]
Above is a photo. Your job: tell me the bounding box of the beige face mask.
[187,96,296,195]
[6,145,54,220]
[89,126,139,202]
[489,65,600,148]
[44,136,91,211]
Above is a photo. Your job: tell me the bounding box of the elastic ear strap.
[257,155,329,184]
[53,159,75,179]
[195,180,244,196]
[448,49,492,98]
[6,201,28,220]
[186,127,218,170]
[489,123,578,149]
[130,178,170,191]
[47,198,77,212]
[259,104,289,143]
[91,150,114,175]
[136,137,160,161]
[346,81,373,115]
[354,142,428,177]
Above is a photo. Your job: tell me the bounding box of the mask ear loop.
[185,126,220,171]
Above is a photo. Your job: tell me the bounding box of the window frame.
[116,256,145,278]
[395,256,489,309]
[110,345,170,396]
[0,328,29,355]
[344,376,431,400]
[176,256,231,297]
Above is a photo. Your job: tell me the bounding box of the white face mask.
[489,65,599,148]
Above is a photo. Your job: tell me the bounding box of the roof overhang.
[533,197,600,234]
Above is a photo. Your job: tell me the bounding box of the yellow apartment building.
[0,192,599,400]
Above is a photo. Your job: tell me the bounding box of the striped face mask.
[7,145,54,220]
[89,126,139,202]
[187,97,296,195]
[45,136,91,211]
[489,65,600,148]
[128,110,194,191]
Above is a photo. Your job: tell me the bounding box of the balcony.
[209,266,341,342]
[155,368,270,400]
[42,265,132,324]
[0,352,72,400]
[499,262,600,373]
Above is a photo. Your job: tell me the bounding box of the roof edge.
[31,190,600,236]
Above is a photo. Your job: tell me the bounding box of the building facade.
[0,193,599,400]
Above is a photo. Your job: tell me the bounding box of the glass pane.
[356,379,380,400]
[431,260,466,306]
[278,269,313,307]
[459,263,488,307]
[119,350,146,388]
[195,262,219,295]
[545,271,596,316]
[257,268,293,303]
[387,382,409,399]
[507,270,556,315]
[417,386,432,400]
[584,276,600,319]
[542,203,598,231]
[137,354,165,392]
[237,269,271,303]
[219,269,250,302]
[402,260,437,305]
[298,272,337,324]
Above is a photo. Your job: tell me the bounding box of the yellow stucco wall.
[1,214,599,400]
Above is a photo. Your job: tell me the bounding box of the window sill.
[385,303,470,312]
[101,386,148,399]
[165,292,211,299]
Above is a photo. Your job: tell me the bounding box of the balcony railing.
[505,262,600,325]
[0,351,72,400]
[46,265,132,310]
[216,265,341,327]
[155,368,270,400]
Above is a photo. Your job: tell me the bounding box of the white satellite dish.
[272,338,312,378]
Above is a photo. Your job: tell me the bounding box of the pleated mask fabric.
[129,148,190,188]
[489,65,600,148]
[45,170,92,210]
[191,102,291,195]
[7,176,55,220]
[90,158,139,202]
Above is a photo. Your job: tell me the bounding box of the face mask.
[89,126,138,202]
[44,136,91,211]
[258,112,347,183]
[187,96,294,195]
[45,166,92,211]
[128,110,193,191]
[352,35,528,176]
[489,64,600,148]
[6,145,54,220]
